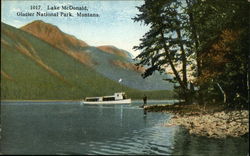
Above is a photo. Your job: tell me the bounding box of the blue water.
[0,101,249,155]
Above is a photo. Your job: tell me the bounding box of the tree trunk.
[176,29,190,104]
[186,0,203,105]
[160,31,191,104]
[160,31,186,90]
[216,82,227,104]
[176,29,187,88]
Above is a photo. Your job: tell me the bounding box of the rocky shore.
[145,104,249,138]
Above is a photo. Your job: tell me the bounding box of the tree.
[134,0,249,108]
[187,0,249,107]
[133,0,194,103]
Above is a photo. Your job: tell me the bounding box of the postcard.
[1,0,249,155]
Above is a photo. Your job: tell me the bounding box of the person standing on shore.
[143,95,148,115]
[143,95,147,107]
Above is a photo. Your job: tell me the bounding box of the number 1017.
[30,5,41,10]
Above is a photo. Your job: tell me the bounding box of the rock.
[165,123,174,127]
[164,110,249,139]
[230,121,238,126]
[243,118,249,123]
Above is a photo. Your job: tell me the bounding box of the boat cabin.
[85,92,127,102]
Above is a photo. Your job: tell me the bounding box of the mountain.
[1,22,174,100]
[97,45,132,58]
[21,20,173,91]
[21,20,95,66]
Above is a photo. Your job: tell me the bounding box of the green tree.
[134,0,249,108]
[133,0,193,103]
[189,0,249,108]
[189,0,249,107]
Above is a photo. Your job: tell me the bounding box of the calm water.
[0,101,249,155]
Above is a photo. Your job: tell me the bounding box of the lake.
[0,101,249,155]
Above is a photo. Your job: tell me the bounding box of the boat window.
[103,97,115,101]
[86,98,99,101]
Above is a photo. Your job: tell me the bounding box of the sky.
[1,0,149,57]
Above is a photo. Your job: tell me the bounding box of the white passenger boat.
[81,92,131,104]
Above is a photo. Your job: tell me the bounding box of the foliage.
[133,0,194,102]
[190,0,249,108]
[133,0,249,107]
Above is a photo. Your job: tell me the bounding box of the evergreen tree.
[133,0,193,103]
[134,0,249,108]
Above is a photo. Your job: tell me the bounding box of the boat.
[81,92,131,104]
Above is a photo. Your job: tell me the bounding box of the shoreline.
[0,99,178,103]
[1,99,81,102]
[145,104,249,139]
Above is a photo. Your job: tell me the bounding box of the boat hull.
[81,99,131,104]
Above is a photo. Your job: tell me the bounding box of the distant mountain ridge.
[21,20,139,69]
[2,20,173,94]
[21,20,88,48]
[19,20,173,91]
[1,21,174,99]
[97,45,131,58]
[21,20,95,66]
[2,22,139,99]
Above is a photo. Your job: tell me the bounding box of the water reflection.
[171,126,249,156]
[1,102,249,155]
